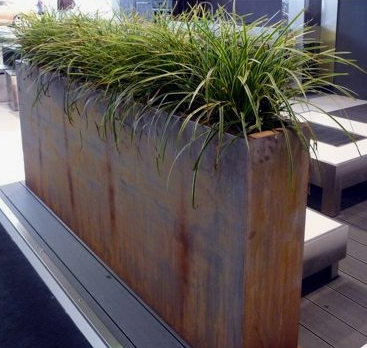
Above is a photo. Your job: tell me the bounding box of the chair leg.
[330,262,339,279]
[321,185,342,217]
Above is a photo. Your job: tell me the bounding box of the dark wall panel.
[236,0,282,21]
[306,0,321,25]
[335,0,367,99]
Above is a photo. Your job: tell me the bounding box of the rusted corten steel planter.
[17,64,309,348]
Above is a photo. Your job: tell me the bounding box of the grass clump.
[10,7,361,194]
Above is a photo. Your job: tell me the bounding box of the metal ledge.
[0,195,121,348]
[0,182,189,348]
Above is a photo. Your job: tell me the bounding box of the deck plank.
[347,239,367,264]
[348,226,367,247]
[338,201,367,230]
[298,325,333,348]
[306,285,367,336]
[329,272,367,309]
[339,255,367,285]
[300,298,367,348]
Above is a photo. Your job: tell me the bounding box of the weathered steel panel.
[244,130,309,347]
[17,64,309,348]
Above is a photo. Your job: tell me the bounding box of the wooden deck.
[299,184,367,348]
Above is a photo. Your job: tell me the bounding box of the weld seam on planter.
[0,196,123,348]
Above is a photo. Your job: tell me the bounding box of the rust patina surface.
[17,65,309,348]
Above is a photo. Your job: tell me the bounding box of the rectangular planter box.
[17,64,309,348]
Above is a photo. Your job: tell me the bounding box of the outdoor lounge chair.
[303,208,348,279]
[294,95,367,217]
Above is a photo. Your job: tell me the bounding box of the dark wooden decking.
[299,185,367,348]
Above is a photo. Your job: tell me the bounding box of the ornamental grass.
[9,6,362,199]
